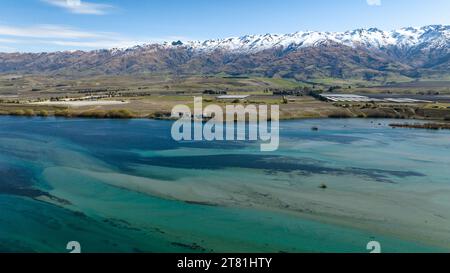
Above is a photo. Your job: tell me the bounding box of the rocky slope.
[1,25,449,83]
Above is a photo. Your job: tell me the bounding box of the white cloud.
[0,45,16,52]
[42,0,113,15]
[0,24,107,39]
[46,39,146,49]
[0,37,19,43]
[0,23,170,52]
[366,0,381,6]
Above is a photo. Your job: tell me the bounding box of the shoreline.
[0,111,448,124]
[389,122,450,130]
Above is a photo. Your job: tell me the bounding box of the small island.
[390,123,450,130]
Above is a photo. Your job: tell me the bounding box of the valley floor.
[1,75,449,121]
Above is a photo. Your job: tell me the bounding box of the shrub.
[364,109,396,119]
[328,111,352,118]
[78,110,108,119]
[9,110,25,116]
[23,109,35,116]
[54,109,72,118]
[37,110,49,117]
[107,109,134,119]
[150,111,171,119]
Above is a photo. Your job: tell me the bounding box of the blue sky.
[0,0,449,52]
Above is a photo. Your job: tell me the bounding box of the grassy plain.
[1,74,449,121]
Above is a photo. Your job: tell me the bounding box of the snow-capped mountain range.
[168,25,450,53]
[1,25,449,83]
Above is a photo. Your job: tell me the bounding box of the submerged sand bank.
[43,166,450,251]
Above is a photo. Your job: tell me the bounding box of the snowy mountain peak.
[168,25,450,53]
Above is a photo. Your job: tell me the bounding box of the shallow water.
[0,116,449,253]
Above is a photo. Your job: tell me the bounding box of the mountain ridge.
[1,25,449,84]
[174,25,450,54]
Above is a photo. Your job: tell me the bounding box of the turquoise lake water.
[0,116,449,253]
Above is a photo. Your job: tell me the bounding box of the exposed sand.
[30,100,129,107]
